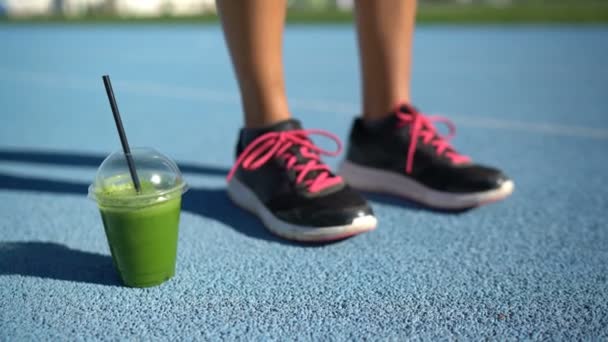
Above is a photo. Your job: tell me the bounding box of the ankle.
[244,113,291,129]
[241,86,291,129]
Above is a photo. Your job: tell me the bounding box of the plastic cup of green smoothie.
[89,148,187,288]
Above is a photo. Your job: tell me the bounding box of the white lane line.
[448,116,608,140]
[119,79,238,103]
[1,68,607,140]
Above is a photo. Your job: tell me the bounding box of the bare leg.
[216,0,290,128]
[354,0,417,120]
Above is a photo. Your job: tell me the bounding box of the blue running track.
[1,24,607,340]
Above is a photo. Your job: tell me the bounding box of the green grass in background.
[415,4,608,23]
[1,4,608,25]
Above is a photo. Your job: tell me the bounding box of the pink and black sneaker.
[227,119,377,242]
[339,104,514,210]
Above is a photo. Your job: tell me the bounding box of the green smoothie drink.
[89,148,187,288]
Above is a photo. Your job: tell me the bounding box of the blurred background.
[1,0,607,22]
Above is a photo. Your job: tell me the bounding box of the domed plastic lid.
[89,147,187,207]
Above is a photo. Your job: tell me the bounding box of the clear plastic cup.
[88,147,187,288]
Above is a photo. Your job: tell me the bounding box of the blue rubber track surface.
[1,25,607,340]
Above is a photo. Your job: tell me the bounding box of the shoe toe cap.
[446,165,511,193]
[270,186,375,227]
[276,206,373,227]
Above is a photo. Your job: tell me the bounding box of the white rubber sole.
[227,178,377,242]
[339,160,514,210]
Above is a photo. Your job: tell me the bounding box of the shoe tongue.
[263,118,302,132]
[363,104,419,133]
[241,119,302,147]
[398,103,418,114]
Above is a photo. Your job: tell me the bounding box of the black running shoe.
[339,104,514,210]
[226,119,377,242]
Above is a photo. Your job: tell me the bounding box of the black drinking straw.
[102,75,142,193]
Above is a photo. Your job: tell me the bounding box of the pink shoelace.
[396,104,471,174]
[226,129,344,194]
